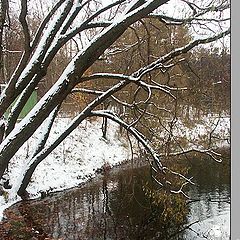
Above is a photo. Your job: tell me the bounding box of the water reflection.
[184,158,230,240]
[2,158,230,240]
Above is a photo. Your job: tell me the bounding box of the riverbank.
[0,114,230,221]
[0,118,131,220]
[0,154,230,240]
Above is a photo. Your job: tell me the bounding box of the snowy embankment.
[0,118,131,220]
[0,114,230,220]
[170,114,230,149]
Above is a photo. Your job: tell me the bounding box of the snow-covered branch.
[149,0,229,25]
[31,105,61,158]
[71,88,134,108]
[0,0,230,201]
[134,28,230,78]
[0,0,74,118]
[1,0,172,180]
[31,0,67,50]
[164,148,222,162]
[80,72,176,98]
[90,110,195,194]
[16,79,132,195]
[90,110,163,172]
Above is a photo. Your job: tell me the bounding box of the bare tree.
[0,0,230,198]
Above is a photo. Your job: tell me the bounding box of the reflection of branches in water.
[102,177,122,239]
[131,177,152,211]
[2,159,229,240]
[90,110,196,197]
[188,226,209,239]
[187,198,230,205]
[57,203,64,239]
[168,220,199,239]
[187,222,228,240]
[102,177,112,216]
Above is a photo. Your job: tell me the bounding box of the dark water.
[2,157,230,240]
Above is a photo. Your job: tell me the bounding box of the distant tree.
[0,0,230,198]
[186,47,230,113]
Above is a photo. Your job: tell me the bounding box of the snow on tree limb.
[0,0,73,117]
[90,110,163,171]
[134,28,230,78]
[165,148,222,162]
[0,0,171,179]
[149,1,230,25]
[0,0,230,200]
[90,110,195,193]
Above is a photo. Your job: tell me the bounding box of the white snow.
[172,114,230,149]
[0,118,131,220]
[16,0,70,89]
[0,112,230,221]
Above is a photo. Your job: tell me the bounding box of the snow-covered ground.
[170,114,230,149]
[0,118,131,220]
[0,114,230,220]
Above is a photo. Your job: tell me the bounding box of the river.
[0,155,230,240]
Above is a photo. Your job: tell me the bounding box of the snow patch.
[0,113,230,220]
[0,118,130,220]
